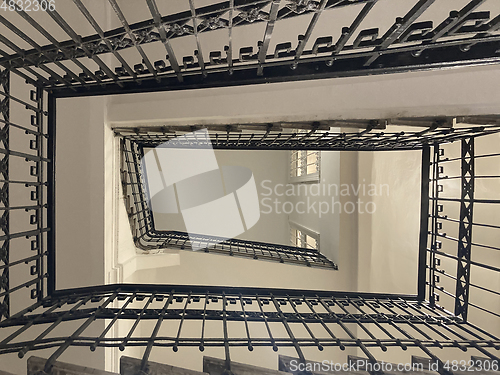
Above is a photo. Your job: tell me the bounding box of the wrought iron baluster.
[238,294,253,351]
[90,292,137,351]
[199,292,209,352]
[43,292,118,372]
[270,293,304,361]
[173,292,192,352]
[255,295,277,351]
[119,293,156,351]
[140,292,175,372]
[145,0,182,82]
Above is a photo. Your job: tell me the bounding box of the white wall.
[55,97,107,290]
[357,148,422,295]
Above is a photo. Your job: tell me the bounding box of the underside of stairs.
[23,355,499,375]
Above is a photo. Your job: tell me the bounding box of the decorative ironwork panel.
[455,138,474,321]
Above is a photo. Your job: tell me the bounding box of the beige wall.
[357,148,422,295]
[108,64,500,127]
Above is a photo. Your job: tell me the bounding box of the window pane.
[290,229,299,246]
[306,152,318,175]
[291,150,319,178]
[305,234,316,249]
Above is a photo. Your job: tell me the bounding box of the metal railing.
[0,67,51,321]
[116,121,498,374]
[0,285,498,374]
[117,122,500,151]
[0,1,499,96]
[426,131,500,324]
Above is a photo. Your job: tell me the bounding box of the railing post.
[0,68,10,320]
[428,143,441,306]
[455,137,474,321]
[417,145,430,300]
[47,94,56,295]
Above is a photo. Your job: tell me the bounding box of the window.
[290,221,319,251]
[290,150,320,183]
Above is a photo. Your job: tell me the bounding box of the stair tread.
[280,354,369,375]
[27,356,119,375]
[204,356,289,375]
[349,355,439,375]
[121,356,208,375]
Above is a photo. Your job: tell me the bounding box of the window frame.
[289,220,320,252]
[289,149,321,183]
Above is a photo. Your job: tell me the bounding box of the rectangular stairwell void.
[0,0,498,373]
[117,127,425,296]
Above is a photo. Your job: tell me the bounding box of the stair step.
[121,356,207,375]
[471,356,500,371]
[0,370,17,375]
[412,355,500,375]
[349,355,437,375]
[412,355,449,374]
[204,356,289,375]
[27,356,119,375]
[279,354,367,375]
[453,356,500,375]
